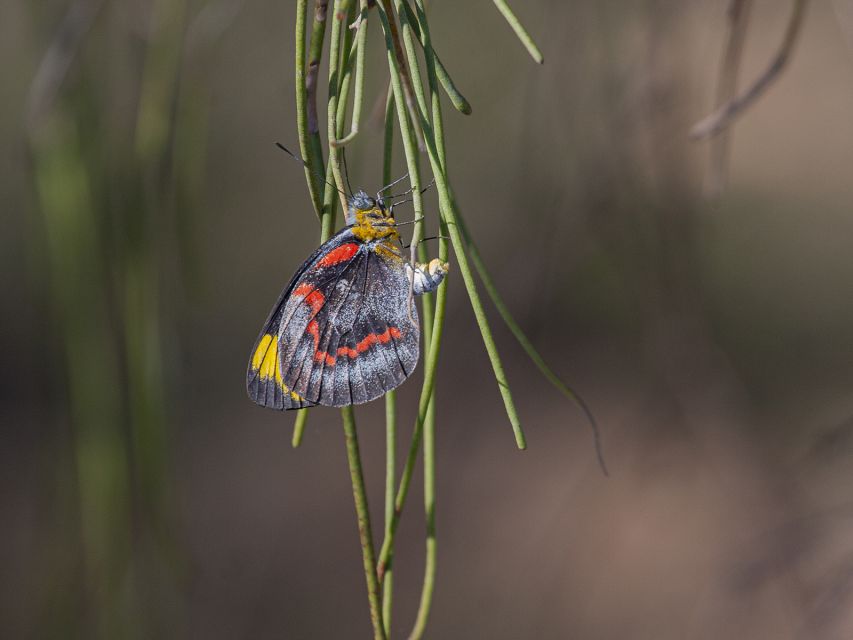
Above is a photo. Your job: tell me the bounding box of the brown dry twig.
[704,0,752,195]
[691,0,809,141]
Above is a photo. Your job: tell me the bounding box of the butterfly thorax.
[348,191,399,244]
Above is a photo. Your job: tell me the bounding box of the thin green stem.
[384,0,526,449]
[436,188,526,449]
[491,0,544,64]
[332,0,370,147]
[377,0,526,589]
[327,0,350,212]
[411,0,446,170]
[376,249,447,582]
[377,0,426,149]
[291,410,309,448]
[377,0,427,327]
[400,1,471,115]
[395,0,429,122]
[381,89,396,636]
[326,7,386,637]
[341,406,387,640]
[296,0,328,217]
[408,4,446,633]
[375,0,432,587]
[382,90,396,187]
[392,0,430,270]
[409,395,436,640]
[458,216,608,475]
[382,390,396,635]
[293,0,353,446]
[292,1,356,446]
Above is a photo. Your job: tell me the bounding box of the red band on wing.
[316,243,359,268]
[311,326,402,366]
[294,284,326,314]
[307,319,336,365]
[295,265,402,369]
[337,327,402,358]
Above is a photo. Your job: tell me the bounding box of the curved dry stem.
[691,0,809,140]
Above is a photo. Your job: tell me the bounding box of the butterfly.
[247,190,448,410]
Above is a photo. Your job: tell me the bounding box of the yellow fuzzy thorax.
[351,207,400,243]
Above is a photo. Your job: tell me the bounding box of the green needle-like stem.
[400,0,471,115]
[342,406,387,640]
[491,0,544,64]
[327,0,350,212]
[292,0,356,447]
[296,0,329,217]
[376,251,447,583]
[409,395,436,640]
[382,0,526,450]
[381,90,396,636]
[291,410,309,448]
[332,0,370,147]
[458,215,608,475]
[382,389,396,635]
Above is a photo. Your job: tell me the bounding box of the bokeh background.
[4,1,853,638]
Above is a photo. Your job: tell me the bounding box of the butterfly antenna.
[402,234,449,249]
[341,148,355,195]
[385,179,436,202]
[388,216,425,227]
[275,142,349,199]
[377,172,410,196]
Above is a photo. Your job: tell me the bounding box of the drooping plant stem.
[457,215,608,475]
[342,406,386,640]
[294,4,386,638]
[379,0,526,452]
[491,0,544,63]
[292,0,360,448]
[326,0,351,211]
[332,0,370,147]
[398,0,471,116]
[381,90,397,637]
[375,0,528,596]
[295,0,327,217]
[409,395,436,640]
[382,389,396,635]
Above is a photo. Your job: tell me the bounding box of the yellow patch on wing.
[251,333,304,401]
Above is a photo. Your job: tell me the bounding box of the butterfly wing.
[247,233,420,410]
[247,229,362,410]
[279,239,420,407]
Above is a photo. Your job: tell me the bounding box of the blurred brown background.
[4,1,853,638]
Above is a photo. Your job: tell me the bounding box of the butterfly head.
[348,190,399,243]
